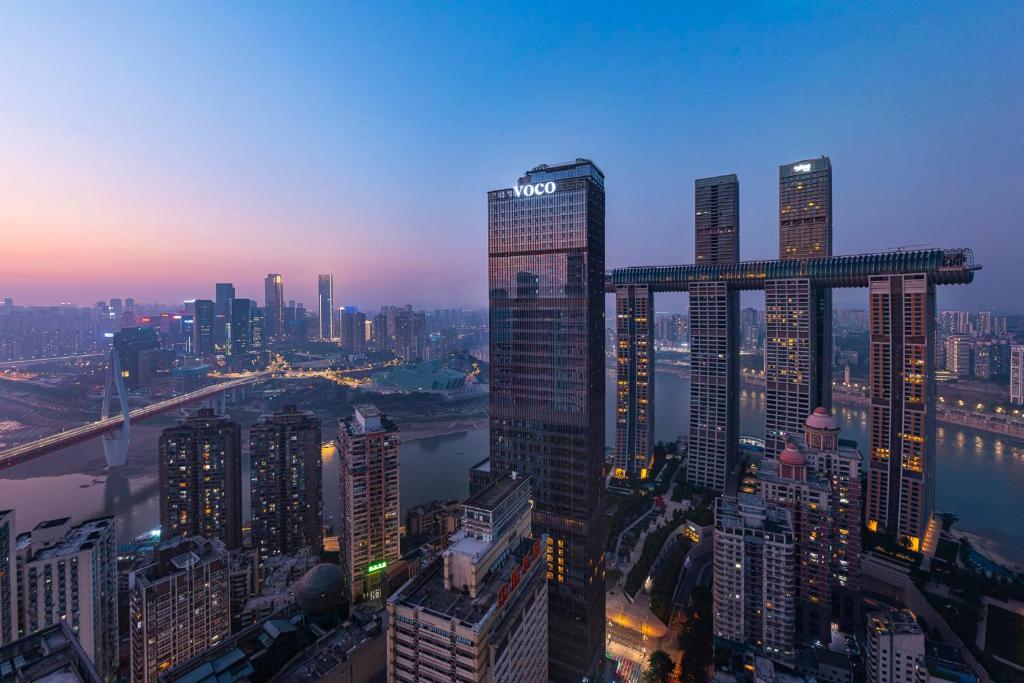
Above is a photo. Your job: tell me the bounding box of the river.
[1,371,1022,564]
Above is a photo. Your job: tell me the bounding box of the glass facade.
[488,159,605,682]
[613,284,654,480]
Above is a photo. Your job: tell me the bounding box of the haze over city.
[2,3,1020,309]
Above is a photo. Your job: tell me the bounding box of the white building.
[866,609,926,683]
[128,536,231,683]
[713,494,796,660]
[1010,344,1024,405]
[387,474,548,683]
[18,516,118,681]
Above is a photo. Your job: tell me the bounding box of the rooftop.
[31,516,113,562]
[0,624,101,683]
[391,536,537,628]
[463,472,526,513]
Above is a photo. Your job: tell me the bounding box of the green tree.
[646,649,675,683]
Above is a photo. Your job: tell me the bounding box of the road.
[0,353,106,368]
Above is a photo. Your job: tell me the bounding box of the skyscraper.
[338,405,400,602]
[487,159,606,681]
[688,174,740,491]
[112,326,160,391]
[229,298,252,354]
[866,274,935,552]
[158,409,243,550]
[0,510,16,645]
[765,157,833,458]
[612,284,654,480]
[192,298,215,357]
[214,283,234,347]
[19,516,118,680]
[264,273,284,341]
[387,474,548,683]
[128,536,231,683]
[249,405,324,558]
[318,273,334,339]
[712,494,796,660]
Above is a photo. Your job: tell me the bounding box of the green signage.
[367,560,388,574]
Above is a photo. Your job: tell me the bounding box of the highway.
[0,353,106,368]
[0,371,272,471]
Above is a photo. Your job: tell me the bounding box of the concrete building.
[688,174,740,492]
[128,537,231,683]
[867,274,936,551]
[613,283,655,480]
[487,159,606,681]
[1011,344,1024,405]
[405,499,462,540]
[249,405,324,558]
[713,494,796,660]
[0,510,16,645]
[338,405,400,602]
[0,622,103,682]
[387,474,548,683]
[944,336,972,378]
[17,516,118,681]
[192,299,215,357]
[214,283,234,348]
[866,609,926,683]
[158,409,243,550]
[755,409,863,641]
[766,158,833,458]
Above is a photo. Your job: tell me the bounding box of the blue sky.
[1,2,1021,310]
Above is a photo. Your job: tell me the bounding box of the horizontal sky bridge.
[605,247,978,292]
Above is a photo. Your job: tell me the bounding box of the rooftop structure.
[0,623,102,683]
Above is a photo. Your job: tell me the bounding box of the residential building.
[128,536,231,683]
[613,283,655,480]
[387,474,548,683]
[1010,344,1023,405]
[249,406,324,558]
[866,609,926,683]
[338,405,400,602]
[158,409,243,550]
[0,510,15,645]
[713,494,796,660]
[0,623,102,683]
[18,516,118,680]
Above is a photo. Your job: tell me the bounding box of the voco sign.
[513,181,556,198]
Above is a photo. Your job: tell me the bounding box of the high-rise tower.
[688,174,740,491]
[192,299,215,357]
[765,158,833,458]
[866,273,936,551]
[214,283,234,347]
[612,284,654,480]
[264,273,283,341]
[158,409,243,550]
[487,159,606,681]
[249,405,324,559]
[318,274,334,340]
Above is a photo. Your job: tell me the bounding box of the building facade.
[249,405,324,558]
[866,274,936,551]
[688,174,740,492]
[128,536,231,683]
[214,283,234,347]
[387,474,548,683]
[158,409,243,550]
[866,609,926,683]
[1012,344,1024,405]
[712,494,796,660]
[263,273,283,341]
[192,299,215,357]
[766,158,833,458]
[0,510,15,645]
[318,273,334,340]
[338,405,401,602]
[487,159,606,681]
[18,516,118,681]
[613,283,654,480]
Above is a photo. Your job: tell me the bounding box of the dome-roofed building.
[294,563,346,620]
[804,406,840,450]
[778,441,807,480]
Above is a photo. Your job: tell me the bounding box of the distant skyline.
[1,3,1020,310]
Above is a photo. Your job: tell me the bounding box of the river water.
[2,371,1022,563]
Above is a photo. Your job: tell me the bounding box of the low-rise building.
[0,622,103,682]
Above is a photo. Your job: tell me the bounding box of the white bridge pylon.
[101,348,130,467]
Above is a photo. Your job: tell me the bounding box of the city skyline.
[1,3,1020,309]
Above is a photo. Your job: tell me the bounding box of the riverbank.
[396,418,488,442]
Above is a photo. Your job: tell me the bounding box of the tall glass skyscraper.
[264,273,284,340]
[488,159,606,682]
[318,273,334,339]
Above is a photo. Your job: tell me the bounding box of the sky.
[1,2,1021,312]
